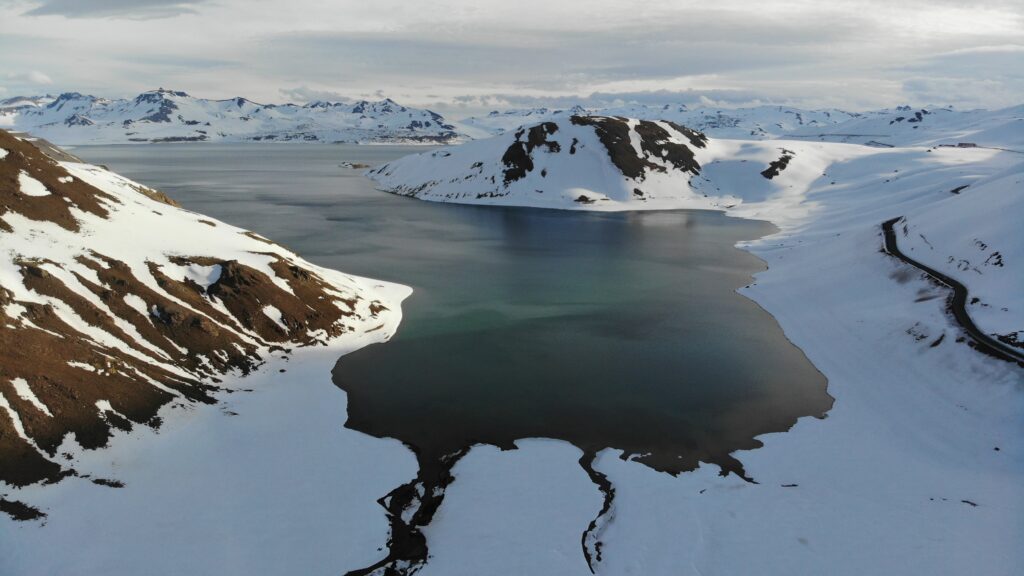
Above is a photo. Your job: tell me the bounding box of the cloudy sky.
[1,0,1021,117]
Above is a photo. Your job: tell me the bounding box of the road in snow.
[883,217,1024,365]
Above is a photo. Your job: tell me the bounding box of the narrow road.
[882,217,1024,366]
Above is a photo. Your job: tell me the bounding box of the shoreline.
[0,282,418,574]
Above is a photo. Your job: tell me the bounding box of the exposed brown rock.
[0,131,114,231]
[0,129,376,505]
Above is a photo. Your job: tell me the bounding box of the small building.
[957,142,978,148]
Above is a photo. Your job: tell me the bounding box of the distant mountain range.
[3,90,1021,149]
[457,104,865,139]
[0,89,462,145]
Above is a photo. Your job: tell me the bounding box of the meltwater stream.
[74,143,831,574]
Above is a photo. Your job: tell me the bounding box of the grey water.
[73,143,831,477]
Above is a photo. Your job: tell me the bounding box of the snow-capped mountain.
[0,89,464,145]
[456,105,867,139]
[0,129,409,516]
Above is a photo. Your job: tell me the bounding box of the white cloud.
[0,0,1020,110]
[21,0,208,19]
[26,70,52,84]
[5,70,53,85]
[278,86,353,104]
[934,44,1024,57]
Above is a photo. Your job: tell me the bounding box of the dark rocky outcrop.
[501,122,560,184]
[761,148,795,179]
[570,116,705,180]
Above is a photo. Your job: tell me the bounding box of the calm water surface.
[74,143,830,476]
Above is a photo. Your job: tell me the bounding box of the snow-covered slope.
[0,130,409,516]
[788,105,1024,149]
[0,89,463,145]
[369,116,714,210]
[457,105,866,139]
[898,163,1023,348]
[370,115,841,218]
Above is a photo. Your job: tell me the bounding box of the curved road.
[882,217,1024,366]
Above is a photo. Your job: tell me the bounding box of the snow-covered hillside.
[898,163,1024,349]
[370,115,836,217]
[788,104,1024,149]
[0,130,409,518]
[0,89,462,145]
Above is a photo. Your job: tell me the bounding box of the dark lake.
[73,143,831,478]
